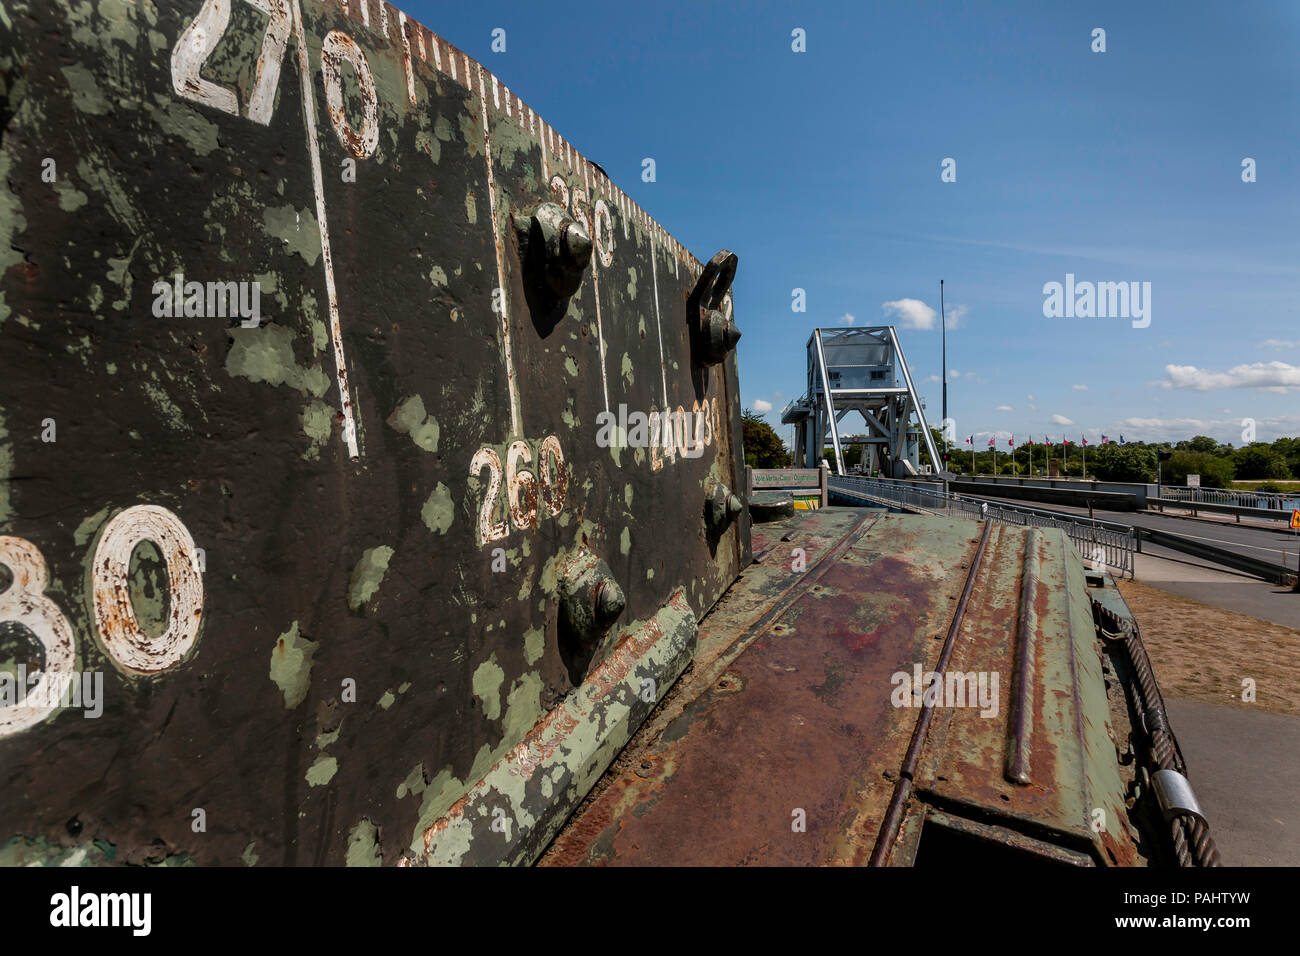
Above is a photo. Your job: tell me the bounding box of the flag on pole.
[1119,434,1126,444]
[1102,435,1110,444]
[988,437,995,447]
[965,435,973,445]
[1008,436,1014,448]
[1082,435,1089,446]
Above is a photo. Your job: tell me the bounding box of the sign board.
[1187,475,1201,488]
[1291,509,1300,530]
[751,468,822,489]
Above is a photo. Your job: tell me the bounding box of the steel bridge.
[780,326,942,477]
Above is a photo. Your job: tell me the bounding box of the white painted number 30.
[0,506,205,739]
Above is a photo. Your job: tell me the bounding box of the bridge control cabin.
[781,327,942,478]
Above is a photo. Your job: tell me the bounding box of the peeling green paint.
[348,546,394,610]
[524,626,545,666]
[0,410,14,525]
[473,655,505,720]
[262,205,322,267]
[127,540,168,639]
[61,63,110,115]
[301,400,333,460]
[387,394,439,453]
[306,754,338,788]
[73,506,110,546]
[269,621,318,710]
[421,482,454,534]
[346,819,382,866]
[397,763,426,800]
[225,324,331,398]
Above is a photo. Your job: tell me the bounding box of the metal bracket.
[513,201,593,317]
[1151,768,1206,823]
[690,250,741,366]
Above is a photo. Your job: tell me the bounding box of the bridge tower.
[780,326,942,477]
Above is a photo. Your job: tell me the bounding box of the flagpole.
[1082,435,1087,479]
[941,280,951,481]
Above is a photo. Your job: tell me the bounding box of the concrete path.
[1132,552,1300,630]
[1164,699,1300,866]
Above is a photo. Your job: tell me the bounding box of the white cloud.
[949,369,961,378]
[840,313,856,325]
[1163,361,1300,391]
[1051,414,1074,425]
[1115,414,1300,444]
[1026,393,1035,401]
[1260,339,1300,350]
[1072,384,1088,391]
[924,374,940,383]
[751,399,773,413]
[881,298,937,330]
[945,304,969,329]
[996,405,1013,412]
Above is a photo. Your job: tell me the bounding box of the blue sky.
[406,0,1300,448]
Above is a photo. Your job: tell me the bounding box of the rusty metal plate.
[542,511,989,865]
[0,0,746,865]
[913,524,1143,866]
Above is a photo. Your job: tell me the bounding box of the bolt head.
[593,577,626,628]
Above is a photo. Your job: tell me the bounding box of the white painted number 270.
[171,0,379,155]
[172,0,291,124]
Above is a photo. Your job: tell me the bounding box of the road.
[1164,700,1300,866]
[955,492,1300,573]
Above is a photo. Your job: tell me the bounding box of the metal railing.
[829,475,1136,578]
[1161,486,1300,511]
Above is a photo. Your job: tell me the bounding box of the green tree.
[1091,443,1157,482]
[1233,443,1291,480]
[742,409,791,469]
[1164,450,1234,489]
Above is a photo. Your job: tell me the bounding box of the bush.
[1233,444,1291,480]
[1091,444,1157,482]
[1164,451,1234,489]
[1254,481,1286,493]
[742,410,791,469]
